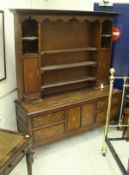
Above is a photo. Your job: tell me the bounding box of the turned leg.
[26,150,33,175]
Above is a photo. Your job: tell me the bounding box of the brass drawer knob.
[47,114,51,117]
[56,113,62,119]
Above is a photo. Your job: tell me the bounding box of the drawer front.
[96,98,108,112]
[33,123,64,141]
[111,107,119,119]
[81,103,94,126]
[32,111,64,128]
[112,94,121,105]
[96,94,121,113]
[67,106,81,131]
[96,107,119,123]
[96,111,106,123]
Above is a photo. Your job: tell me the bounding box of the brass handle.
[56,113,62,119]
[47,114,51,117]
[36,117,44,122]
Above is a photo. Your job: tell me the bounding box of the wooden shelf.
[100,48,111,51]
[101,34,112,37]
[22,36,38,40]
[41,47,98,55]
[41,61,97,72]
[22,53,39,58]
[41,76,96,89]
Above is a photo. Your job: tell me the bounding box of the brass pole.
[114,76,129,79]
[101,68,115,156]
[118,77,127,126]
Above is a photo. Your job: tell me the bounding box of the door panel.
[98,50,110,85]
[96,111,106,123]
[67,106,81,131]
[24,58,39,93]
[81,103,94,126]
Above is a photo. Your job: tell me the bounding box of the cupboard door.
[96,111,106,123]
[81,103,94,127]
[67,106,81,131]
[98,50,110,85]
[111,107,119,120]
[24,58,39,93]
[112,94,121,105]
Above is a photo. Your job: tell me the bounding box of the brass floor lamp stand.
[101,68,129,175]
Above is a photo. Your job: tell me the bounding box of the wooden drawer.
[111,107,119,119]
[33,123,64,141]
[32,111,64,128]
[112,94,121,105]
[96,94,121,113]
[96,107,119,123]
[96,111,106,123]
[96,98,108,112]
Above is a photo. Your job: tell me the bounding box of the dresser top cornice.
[10,9,119,16]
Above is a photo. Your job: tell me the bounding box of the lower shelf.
[41,61,97,71]
[41,76,96,89]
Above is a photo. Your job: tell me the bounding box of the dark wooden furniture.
[11,9,121,148]
[0,129,32,175]
[15,87,121,148]
[11,9,118,101]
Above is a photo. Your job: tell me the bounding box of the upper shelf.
[100,48,111,51]
[41,61,97,72]
[22,36,38,40]
[41,47,98,55]
[22,53,39,58]
[101,34,112,37]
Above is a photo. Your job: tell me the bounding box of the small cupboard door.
[67,106,81,131]
[81,103,94,127]
[98,50,110,85]
[24,57,39,93]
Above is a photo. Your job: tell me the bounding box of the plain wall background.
[0,0,129,131]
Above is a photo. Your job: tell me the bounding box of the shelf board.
[101,34,112,37]
[22,53,39,58]
[41,76,96,89]
[41,47,98,55]
[100,48,111,51]
[22,36,38,40]
[41,61,97,71]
